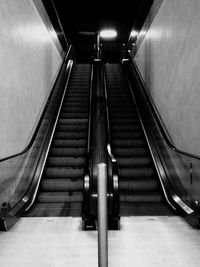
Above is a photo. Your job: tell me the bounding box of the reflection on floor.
[0,216,200,266]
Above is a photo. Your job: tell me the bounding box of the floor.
[0,216,200,267]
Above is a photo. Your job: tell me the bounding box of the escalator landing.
[1,216,200,266]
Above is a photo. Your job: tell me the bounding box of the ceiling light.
[130,30,138,38]
[99,29,117,39]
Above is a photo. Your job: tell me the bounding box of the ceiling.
[52,0,154,45]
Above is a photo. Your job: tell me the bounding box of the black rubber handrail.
[0,45,72,163]
[87,64,94,156]
[102,65,117,164]
[126,54,200,161]
[82,63,94,228]
[102,63,120,229]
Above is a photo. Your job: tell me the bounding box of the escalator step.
[111,132,143,139]
[40,178,83,191]
[51,139,87,148]
[65,90,89,94]
[66,94,89,98]
[111,125,140,132]
[113,139,146,147]
[109,105,136,110]
[119,167,156,178]
[44,167,84,178]
[25,202,82,217]
[64,97,88,101]
[119,177,160,191]
[109,113,137,119]
[114,147,149,157]
[117,157,152,167]
[37,191,83,203]
[109,100,133,105]
[120,202,174,216]
[58,118,88,124]
[54,132,87,139]
[120,192,163,202]
[61,107,89,113]
[56,124,87,132]
[62,102,88,107]
[110,118,139,125]
[59,112,88,119]
[46,157,85,167]
[49,147,86,157]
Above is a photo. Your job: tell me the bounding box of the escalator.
[25,63,91,217]
[105,63,174,216]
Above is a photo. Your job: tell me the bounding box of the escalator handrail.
[102,65,117,164]
[87,64,94,155]
[126,55,200,161]
[0,45,73,163]
[102,63,120,226]
[82,63,94,228]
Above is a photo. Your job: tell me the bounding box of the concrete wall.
[0,0,64,158]
[134,0,200,156]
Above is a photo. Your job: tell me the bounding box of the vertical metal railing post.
[97,163,108,267]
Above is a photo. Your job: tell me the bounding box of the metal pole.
[97,163,108,267]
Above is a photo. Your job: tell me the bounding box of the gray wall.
[0,0,63,158]
[133,0,200,156]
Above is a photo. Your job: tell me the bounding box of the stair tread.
[25,203,82,217]
[36,191,83,203]
[46,156,86,167]
[40,178,83,191]
[44,167,85,178]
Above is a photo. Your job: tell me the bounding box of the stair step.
[120,192,163,202]
[36,191,83,203]
[44,167,85,178]
[46,157,85,167]
[66,94,89,98]
[49,147,86,157]
[116,157,152,167]
[120,202,173,216]
[40,178,83,191]
[61,107,88,113]
[62,102,89,107]
[111,125,141,132]
[113,139,146,147]
[114,147,149,157]
[58,118,88,124]
[110,118,139,125]
[52,139,87,148]
[112,132,143,140]
[119,167,156,178]
[56,124,87,132]
[59,112,88,119]
[25,203,82,217]
[119,177,160,191]
[54,132,87,139]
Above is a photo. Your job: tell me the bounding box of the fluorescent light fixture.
[99,29,117,39]
[130,30,138,38]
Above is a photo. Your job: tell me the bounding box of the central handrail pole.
[97,163,108,267]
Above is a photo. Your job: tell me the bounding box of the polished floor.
[0,216,200,266]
